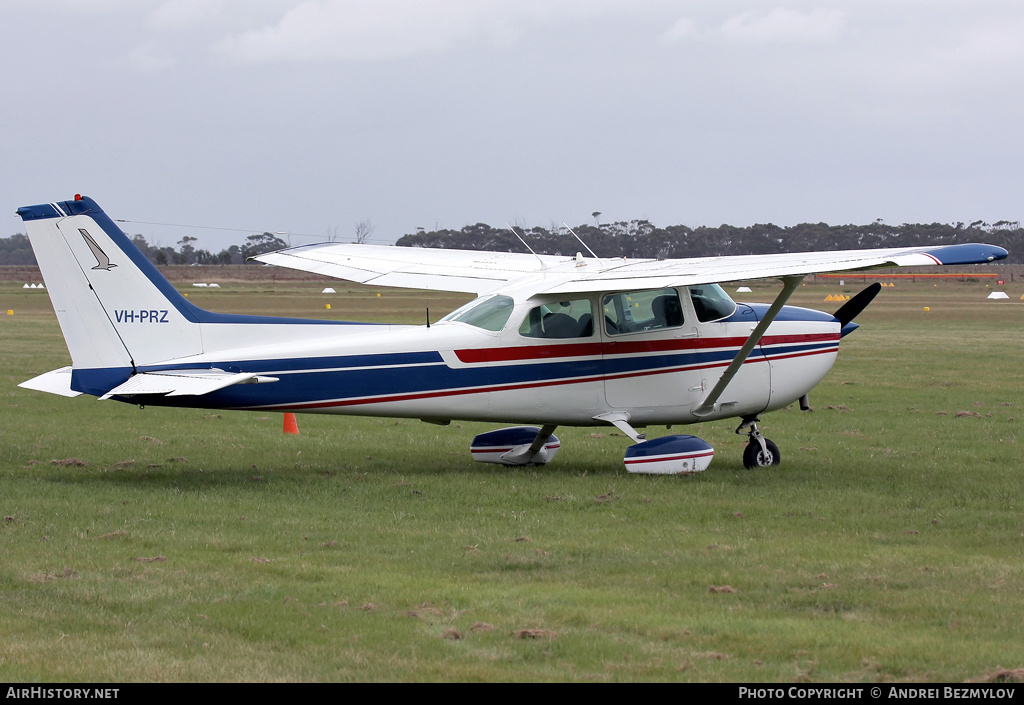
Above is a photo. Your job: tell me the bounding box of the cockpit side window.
[519,299,594,339]
[602,288,683,335]
[439,295,515,332]
[688,284,737,322]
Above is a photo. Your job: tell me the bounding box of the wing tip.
[923,243,1009,265]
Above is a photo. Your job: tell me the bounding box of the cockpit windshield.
[439,295,515,332]
[687,284,736,322]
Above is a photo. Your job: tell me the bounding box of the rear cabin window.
[687,284,736,322]
[602,288,683,335]
[519,299,594,339]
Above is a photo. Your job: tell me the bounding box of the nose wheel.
[737,417,781,469]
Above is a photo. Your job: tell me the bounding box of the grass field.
[1,277,1022,682]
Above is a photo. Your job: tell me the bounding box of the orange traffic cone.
[283,412,300,435]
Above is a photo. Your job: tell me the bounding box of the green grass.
[1,279,1022,681]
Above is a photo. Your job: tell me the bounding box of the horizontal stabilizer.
[19,367,83,397]
[99,369,279,399]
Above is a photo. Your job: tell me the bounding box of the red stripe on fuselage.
[763,346,839,363]
[455,333,838,364]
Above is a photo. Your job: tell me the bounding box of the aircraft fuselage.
[84,296,839,429]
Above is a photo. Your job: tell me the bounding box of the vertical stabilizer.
[17,197,204,370]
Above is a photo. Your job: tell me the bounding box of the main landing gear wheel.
[736,416,781,470]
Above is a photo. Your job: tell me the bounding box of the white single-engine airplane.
[17,196,1008,473]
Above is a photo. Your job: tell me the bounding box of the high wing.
[255,242,1008,295]
[255,243,570,295]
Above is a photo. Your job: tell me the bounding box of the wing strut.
[692,275,804,418]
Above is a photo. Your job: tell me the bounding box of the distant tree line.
[127,232,289,265]
[0,231,288,266]
[3,219,1022,265]
[396,219,1024,263]
[0,233,35,265]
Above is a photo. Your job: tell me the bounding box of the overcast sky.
[3,0,1022,251]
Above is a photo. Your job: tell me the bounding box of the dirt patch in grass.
[968,669,1024,683]
[513,629,556,639]
[29,567,78,582]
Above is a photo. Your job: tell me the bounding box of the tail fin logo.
[79,229,117,271]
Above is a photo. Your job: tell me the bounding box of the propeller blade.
[834,282,881,328]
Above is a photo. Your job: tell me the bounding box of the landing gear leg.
[736,416,780,469]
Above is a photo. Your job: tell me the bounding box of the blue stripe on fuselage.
[741,303,837,323]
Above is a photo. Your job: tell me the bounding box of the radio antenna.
[506,224,546,268]
[562,222,603,266]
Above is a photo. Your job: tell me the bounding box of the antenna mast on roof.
[562,222,603,266]
[506,224,547,268]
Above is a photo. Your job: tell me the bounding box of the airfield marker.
[325,303,331,309]
[283,413,300,435]
[7,310,12,316]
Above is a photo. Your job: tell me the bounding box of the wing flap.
[99,369,279,399]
